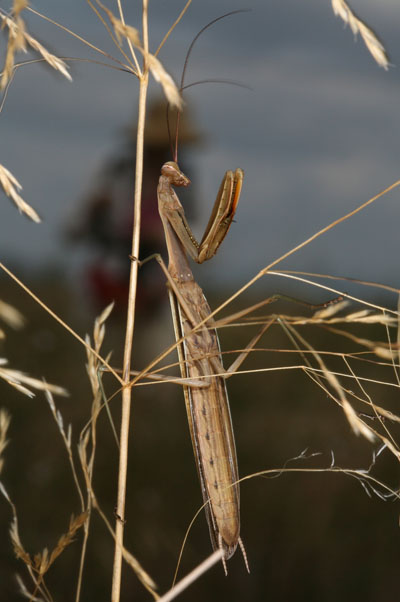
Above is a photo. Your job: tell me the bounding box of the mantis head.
[161,161,191,188]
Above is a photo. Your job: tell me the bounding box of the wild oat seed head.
[97,2,141,47]
[0,164,41,222]
[331,0,390,69]
[15,575,44,602]
[12,0,29,17]
[148,53,183,110]
[0,10,71,90]
[0,299,25,329]
[0,363,68,397]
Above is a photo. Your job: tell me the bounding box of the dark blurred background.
[1,1,400,600]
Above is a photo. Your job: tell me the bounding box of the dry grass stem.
[158,550,224,602]
[77,431,158,598]
[279,270,400,297]
[116,0,140,72]
[0,485,48,600]
[344,359,396,443]
[155,0,192,56]
[92,1,182,108]
[275,307,400,464]
[111,1,150,596]
[318,324,398,360]
[74,306,115,601]
[279,317,379,444]
[0,164,40,222]
[44,390,84,510]
[239,456,400,501]
[0,261,123,384]
[269,270,400,318]
[331,0,389,69]
[90,0,140,73]
[25,6,131,73]
[274,309,396,330]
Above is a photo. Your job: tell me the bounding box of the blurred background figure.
[67,100,202,315]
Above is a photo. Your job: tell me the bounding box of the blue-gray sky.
[1,0,400,296]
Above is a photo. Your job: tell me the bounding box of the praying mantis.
[157,160,248,572]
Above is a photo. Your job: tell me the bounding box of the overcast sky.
[1,0,400,300]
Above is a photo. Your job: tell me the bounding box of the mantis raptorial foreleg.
[157,161,249,572]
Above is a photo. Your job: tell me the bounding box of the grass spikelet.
[0,6,27,90]
[3,470,87,599]
[320,325,398,360]
[0,164,40,222]
[24,32,72,81]
[93,301,114,353]
[280,315,379,444]
[96,1,141,47]
[0,362,68,397]
[121,548,158,594]
[147,53,183,109]
[0,7,71,90]
[85,303,115,434]
[15,575,44,602]
[342,398,375,441]
[10,510,87,589]
[10,517,31,567]
[93,0,182,108]
[47,512,88,568]
[0,409,11,474]
[13,0,29,14]
[373,406,400,424]
[313,299,349,319]
[331,0,390,69]
[0,299,25,329]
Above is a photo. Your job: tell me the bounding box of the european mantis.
[157,160,248,572]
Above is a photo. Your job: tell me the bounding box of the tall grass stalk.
[112,3,149,599]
